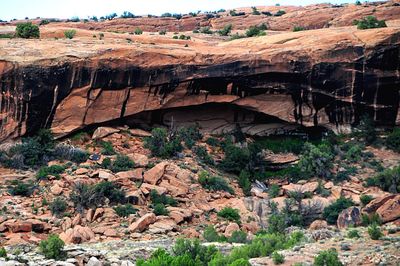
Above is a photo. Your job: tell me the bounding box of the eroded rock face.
[0,25,399,140]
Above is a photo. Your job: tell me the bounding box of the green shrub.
[159,30,167,35]
[218,24,233,36]
[172,238,218,265]
[153,203,169,216]
[314,249,343,266]
[220,144,249,174]
[198,171,234,194]
[238,170,252,196]
[200,27,213,34]
[134,28,143,35]
[293,26,305,32]
[150,189,177,206]
[8,180,35,197]
[218,207,241,224]
[64,29,76,39]
[368,223,383,240]
[347,229,360,238]
[16,22,40,38]
[344,145,363,163]
[206,137,220,146]
[100,141,116,155]
[203,225,226,242]
[355,16,386,30]
[178,124,202,149]
[357,115,377,144]
[246,25,266,37]
[229,258,251,266]
[365,165,400,193]
[0,247,7,258]
[361,213,382,226]
[228,230,247,243]
[36,165,65,180]
[144,128,183,158]
[386,128,400,152]
[94,181,126,204]
[110,154,135,172]
[360,194,374,206]
[194,146,214,165]
[272,251,284,264]
[49,197,68,217]
[39,234,65,260]
[268,184,280,198]
[298,142,333,178]
[114,204,137,217]
[274,10,286,16]
[323,197,354,225]
[255,137,304,154]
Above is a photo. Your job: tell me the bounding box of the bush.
[120,11,135,18]
[218,24,232,36]
[298,142,333,178]
[200,27,213,34]
[198,171,234,194]
[386,128,400,152]
[365,165,400,193]
[360,194,374,206]
[362,213,382,226]
[229,258,251,266]
[39,234,65,260]
[246,25,266,37]
[94,181,126,204]
[114,204,137,217]
[194,146,214,165]
[368,223,383,240]
[314,249,343,266]
[0,247,7,258]
[251,7,261,15]
[218,207,241,224]
[153,203,169,216]
[206,137,220,146]
[100,141,115,155]
[355,16,386,30]
[272,251,284,265]
[15,22,40,38]
[144,128,183,158]
[228,230,247,243]
[159,29,167,35]
[134,28,143,35]
[178,124,202,149]
[110,154,135,173]
[203,225,227,242]
[49,197,68,217]
[64,29,76,39]
[293,26,305,32]
[8,180,35,197]
[344,145,363,163]
[150,189,177,206]
[238,170,252,196]
[36,165,65,180]
[274,10,286,16]
[357,115,376,144]
[255,137,304,154]
[172,238,218,265]
[323,197,354,225]
[347,229,360,238]
[268,184,280,198]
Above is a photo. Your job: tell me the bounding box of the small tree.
[218,24,233,36]
[39,234,65,260]
[134,28,143,35]
[217,207,241,224]
[49,197,68,217]
[368,223,383,240]
[323,197,354,224]
[298,142,333,178]
[64,29,76,39]
[15,22,40,38]
[355,16,386,30]
[314,249,343,266]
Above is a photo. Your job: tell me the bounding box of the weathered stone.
[224,223,240,237]
[337,207,362,229]
[92,127,120,139]
[60,225,95,244]
[144,162,167,185]
[129,213,156,232]
[376,194,400,223]
[309,220,328,230]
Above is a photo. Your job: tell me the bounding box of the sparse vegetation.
[323,197,354,225]
[36,165,65,180]
[217,207,241,224]
[200,26,213,34]
[298,142,334,179]
[134,28,143,35]
[246,24,267,37]
[365,165,400,193]
[114,204,138,217]
[314,249,343,266]
[272,251,285,264]
[144,127,183,158]
[39,234,65,260]
[49,197,68,217]
[354,16,386,30]
[386,128,400,152]
[198,171,234,194]
[8,180,35,197]
[268,184,280,198]
[347,229,360,238]
[15,22,40,38]
[218,24,233,36]
[293,26,305,32]
[368,223,383,240]
[150,189,177,206]
[153,203,169,216]
[360,194,374,206]
[64,29,76,39]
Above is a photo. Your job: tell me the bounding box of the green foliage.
[251,7,261,15]
[198,171,234,194]
[344,144,363,163]
[159,29,167,35]
[206,137,220,146]
[323,197,354,225]
[217,207,241,224]
[218,24,233,36]
[153,203,169,216]
[200,27,213,34]
[314,249,343,266]
[144,128,183,158]
[100,141,116,155]
[228,230,247,243]
[15,22,40,38]
[386,128,400,152]
[255,137,304,154]
[173,238,219,265]
[8,180,35,197]
[347,229,360,238]
[110,154,135,172]
[368,223,383,240]
[194,146,214,165]
[293,26,305,32]
[0,247,7,258]
[274,10,286,16]
[360,194,374,206]
[36,165,65,180]
[238,170,251,196]
[298,142,333,178]
[268,184,280,198]
[64,29,76,39]
[245,25,266,37]
[134,28,143,35]
[272,251,284,265]
[361,213,382,226]
[229,258,251,266]
[355,16,386,30]
[365,165,400,193]
[120,11,135,18]
[179,124,202,149]
[49,197,68,217]
[39,234,65,260]
[114,204,138,217]
[357,115,377,144]
[203,225,227,242]
[150,189,177,206]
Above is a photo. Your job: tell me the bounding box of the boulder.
[224,223,240,237]
[60,225,95,244]
[93,208,105,221]
[130,128,152,137]
[144,162,167,185]
[309,220,328,230]
[116,169,143,181]
[87,257,102,266]
[129,153,149,167]
[7,221,32,233]
[148,218,177,234]
[168,207,193,224]
[364,194,397,214]
[92,127,120,139]
[376,194,400,223]
[50,184,63,195]
[129,213,156,232]
[26,219,50,233]
[337,207,362,229]
[75,168,89,175]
